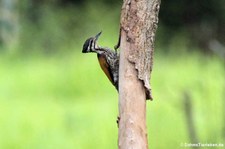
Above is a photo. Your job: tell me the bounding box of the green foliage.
[16,2,121,55]
[0,1,224,148]
[0,51,224,149]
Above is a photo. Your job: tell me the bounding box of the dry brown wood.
[118,0,161,149]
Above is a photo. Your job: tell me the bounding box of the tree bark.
[118,0,160,149]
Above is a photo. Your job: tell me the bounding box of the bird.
[82,32,119,91]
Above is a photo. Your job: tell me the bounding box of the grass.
[0,51,224,149]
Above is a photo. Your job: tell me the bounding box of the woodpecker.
[82,32,119,90]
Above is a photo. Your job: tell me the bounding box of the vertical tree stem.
[118,29,148,149]
[118,0,161,148]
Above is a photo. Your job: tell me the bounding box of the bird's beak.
[94,31,102,41]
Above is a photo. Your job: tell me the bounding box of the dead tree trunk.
[183,91,199,145]
[118,0,161,149]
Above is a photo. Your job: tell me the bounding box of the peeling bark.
[120,0,160,100]
[118,0,160,149]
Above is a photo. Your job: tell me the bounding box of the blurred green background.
[0,0,224,148]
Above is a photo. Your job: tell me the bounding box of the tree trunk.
[0,0,19,48]
[183,91,199,145]
[118,0,161,149]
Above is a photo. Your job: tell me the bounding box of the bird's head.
[82,31,102,53]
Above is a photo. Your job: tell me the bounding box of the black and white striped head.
[82,32,102,53]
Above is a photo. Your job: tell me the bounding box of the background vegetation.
[0,0,224,148]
